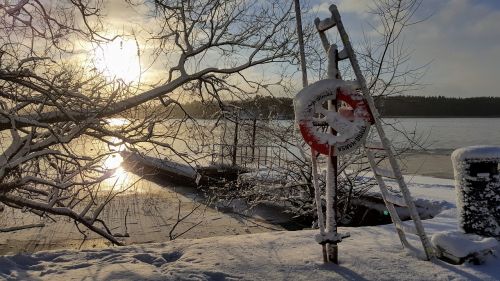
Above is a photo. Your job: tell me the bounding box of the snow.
[314,231,347,244]
[450,146,500,238]
[121,151,199,180]
[0,222,498,280]
[294,79,345,121]
[0,174,499,280]
[315,109,364,144]
[451,145,500,163]
[432,231,498,258]
[293,79,370,154]
[360,172,457,203]
[238,167,290,184]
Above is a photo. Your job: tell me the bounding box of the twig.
[0,223,45,232]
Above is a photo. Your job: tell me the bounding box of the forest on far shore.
[378,96,500,117]
[143,95,500,119]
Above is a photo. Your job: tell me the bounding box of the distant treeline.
[158,95,500,119]
[378,96,500,117]
[165,95,295,119]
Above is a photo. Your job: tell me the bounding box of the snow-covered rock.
[432,230,498,264]
[451,146,500,163]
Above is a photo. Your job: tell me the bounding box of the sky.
[98,0,500,98]
[311,0,500,98]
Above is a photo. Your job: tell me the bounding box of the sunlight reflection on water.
[101,134,130,192]
[103,136,125,170]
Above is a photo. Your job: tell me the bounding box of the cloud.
[406,0,500,97]
[311,0,373,16]
[309,0,500,97]
[98,0,500,97]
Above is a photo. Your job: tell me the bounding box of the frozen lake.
[384,118,500,153]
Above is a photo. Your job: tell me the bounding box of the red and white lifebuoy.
[294,79,373,155]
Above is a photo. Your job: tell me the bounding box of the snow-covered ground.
[0,174,498,280]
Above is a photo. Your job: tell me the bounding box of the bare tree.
[231,0,430,225]
[0,0,298,245]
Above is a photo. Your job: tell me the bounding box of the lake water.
[1,117,498,179]
[112,117,500,158]
[384,118,500,153]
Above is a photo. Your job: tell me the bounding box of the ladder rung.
[344,80,361,90]
[316,17,336,32]
[384,192,407,207]
[338,49,349,60]
[365,141,385,150]
[395,221,418,235]
[374,167,396,179]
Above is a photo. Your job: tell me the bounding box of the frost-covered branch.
[0,0,298,245]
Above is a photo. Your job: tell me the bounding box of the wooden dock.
[120,151,244,187]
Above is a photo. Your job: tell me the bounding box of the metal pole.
[251,118,257,160]
[296,0,330,262]
[232,115,239,166]
[294,0,308,88]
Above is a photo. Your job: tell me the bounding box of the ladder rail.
[330,5,435,261]
[366,150,411,249]
[318,4,435,260]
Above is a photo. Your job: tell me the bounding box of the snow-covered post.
[294,40,369,263]
[451,146,500,238]
[325,44,340,264]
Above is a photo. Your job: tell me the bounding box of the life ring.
[294,79,373,155]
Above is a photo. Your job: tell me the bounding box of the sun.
[94,39,141,82]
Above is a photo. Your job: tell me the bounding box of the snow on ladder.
[314,4,436,261]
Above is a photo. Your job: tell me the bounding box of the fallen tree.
[0,0,298,244]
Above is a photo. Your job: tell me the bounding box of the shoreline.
[401,151,454,179]
[382,116,500,118]
[0,151,455,255]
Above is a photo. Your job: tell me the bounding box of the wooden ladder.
[314,4,435,260]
